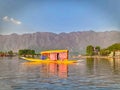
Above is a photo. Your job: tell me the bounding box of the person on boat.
[41,55,47,60]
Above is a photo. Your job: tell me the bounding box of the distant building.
[109,50,120,57]
[115,50,120,56]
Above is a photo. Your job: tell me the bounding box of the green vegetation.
[99,49,110,56]
[86,45,94,56]
[99,43,120,56]
[18,49,35,57]
[95,46,100,52]
[86,45,101,56]
[8,50,14,56]
[0,50,14,57]
[107,43,120,51]
[86,43,120,56]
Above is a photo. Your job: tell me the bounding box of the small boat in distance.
[21,49,77,64]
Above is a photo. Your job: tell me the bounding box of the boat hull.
[21,57,77,64]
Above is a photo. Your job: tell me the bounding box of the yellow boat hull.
[21,57,77,64]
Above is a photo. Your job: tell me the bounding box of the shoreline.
[76,55,120,59]
[80,55,109,59]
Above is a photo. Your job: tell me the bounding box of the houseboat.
[21,50,77,64]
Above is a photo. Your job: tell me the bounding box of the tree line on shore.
[0,50,14,57]
[18,49,36,57]
[0,49,36,57]
[86,43,120,56]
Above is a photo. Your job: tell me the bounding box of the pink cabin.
[41,50,69,61]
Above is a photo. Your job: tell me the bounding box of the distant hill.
[0,31,120,54]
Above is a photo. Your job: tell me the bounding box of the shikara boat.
[21,50,77,64]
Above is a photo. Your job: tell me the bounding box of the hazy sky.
[0,0,120,34]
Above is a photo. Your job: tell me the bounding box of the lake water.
[0,57,120,90]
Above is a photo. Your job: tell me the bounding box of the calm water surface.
[0,57,120,90]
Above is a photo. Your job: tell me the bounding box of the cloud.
[3,16,9,21]
[10,18,21,25]
[2,16,22,25]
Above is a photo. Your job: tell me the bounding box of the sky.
[0,0,120,34]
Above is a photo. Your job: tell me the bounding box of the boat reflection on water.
[21,62,68,78]
[58,64,68,78]
[48,63,68,78]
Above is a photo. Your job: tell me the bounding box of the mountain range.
[0,31,120,54]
